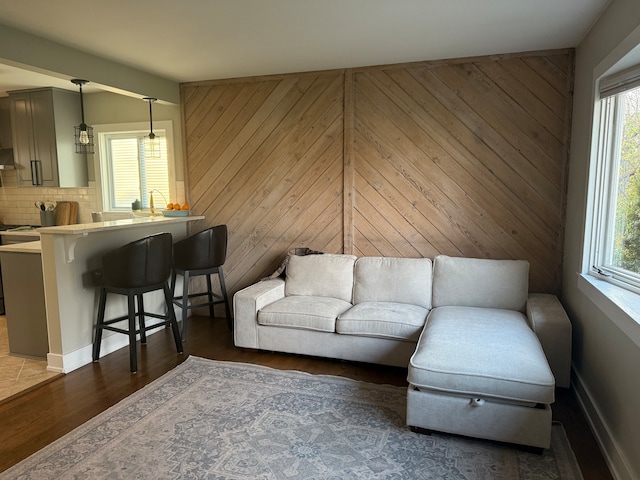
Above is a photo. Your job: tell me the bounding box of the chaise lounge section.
[406,255,558,449]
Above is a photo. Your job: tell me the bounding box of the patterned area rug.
[2,356,583,479]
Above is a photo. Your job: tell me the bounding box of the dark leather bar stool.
[92,232,183,373]
[171,224,231,340]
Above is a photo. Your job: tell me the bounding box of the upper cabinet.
[8,88,88,188]
[0,97,12,149]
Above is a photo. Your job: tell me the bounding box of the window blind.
[108,137,140,209]
[600,63,640,98]
[105,132,170,210]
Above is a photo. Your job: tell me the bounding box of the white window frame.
[588,88,640,294]
[579,33,640,349]
[93,121,177,215]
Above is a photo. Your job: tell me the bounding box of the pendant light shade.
[71,79,94,154]
[143,97,161,158]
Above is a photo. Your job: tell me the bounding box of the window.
[94,121,176,213]
[589,70,640,293]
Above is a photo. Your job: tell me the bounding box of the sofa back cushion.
[285,254,357,302]
[353,257,432,309]
[432,255,529,312]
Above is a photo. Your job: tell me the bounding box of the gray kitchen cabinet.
[0,249,48,357]
[0,97,12,149]
[9,88,88,187]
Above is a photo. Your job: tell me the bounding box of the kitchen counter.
[38,214,204,373]
[38,215,205,263]
[38,215,200,235]
[0,240,41,253]
[0,229,40,239]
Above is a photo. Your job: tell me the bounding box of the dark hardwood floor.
[0,315,612,479]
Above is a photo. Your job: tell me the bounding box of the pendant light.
[143,97,161,158]
[71,79,94,154]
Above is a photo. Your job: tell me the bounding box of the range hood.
[0,148,14,170]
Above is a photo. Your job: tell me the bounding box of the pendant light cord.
[79,82,86,128]
[145,98,157,139]
[71,79,89,129]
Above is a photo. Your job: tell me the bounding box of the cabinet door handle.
[30,160,42,186]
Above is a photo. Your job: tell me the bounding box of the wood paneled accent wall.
[181,49,573,300]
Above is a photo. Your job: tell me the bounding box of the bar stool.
[171,224,231,340]
[92,232,183,373]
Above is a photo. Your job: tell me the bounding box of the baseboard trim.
[45,353,64,373]
[55,331,132,374]
[571,368,636,480]
[46,306,183,374]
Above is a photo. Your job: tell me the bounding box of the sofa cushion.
[285,254,357,302]
[258,296,352,332]
[337,302,429,341]
[353,257,432,309]
[432,255,529,312]
[408,306,555,404]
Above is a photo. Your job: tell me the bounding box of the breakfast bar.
[38,215,204,373]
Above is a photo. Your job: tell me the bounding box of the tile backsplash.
[0,170,186,226]
[0,170,98,226]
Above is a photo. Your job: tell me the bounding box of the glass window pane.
[142,137,170,207]
[103,131,170,211]
[108,137,140,209]
[612,87,640,274]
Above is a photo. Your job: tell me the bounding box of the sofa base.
[406,386,552,449]
[255,324,416,368]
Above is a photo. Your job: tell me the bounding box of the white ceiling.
[0,0,609,95]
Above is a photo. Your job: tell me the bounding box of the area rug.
[1,356,583,479]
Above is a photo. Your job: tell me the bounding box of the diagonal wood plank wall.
[181,50,573,303]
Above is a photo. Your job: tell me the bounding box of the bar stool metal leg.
[92,288,108,362]
[127,293,138,373]
[206,274,214,318]
[169,270,178,331]
[218,267,232,330]
[180,271,190,341]
[164,282,184,354]
[137,294,147,344]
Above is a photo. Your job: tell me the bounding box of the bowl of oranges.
[162,202,190,217]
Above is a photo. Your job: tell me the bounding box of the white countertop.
[0,216,203,255]
[0,240,41,254]
[37,215,205,235]
[0,229,40,238]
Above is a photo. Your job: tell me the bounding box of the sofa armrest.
[526,293,572,388]
[233,278,285,349]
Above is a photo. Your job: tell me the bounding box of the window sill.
[577,273,640,348]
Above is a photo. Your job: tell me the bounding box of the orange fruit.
[181,203,190,210]
[166,203,174,210]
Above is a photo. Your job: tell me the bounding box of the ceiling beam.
[0,23,179,104]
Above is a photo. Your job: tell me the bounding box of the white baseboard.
[58,332,132,374]
[45,353,64,373]
[46,306,184,374]
[571,368,637,480]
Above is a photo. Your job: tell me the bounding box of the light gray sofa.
[233,253,572,449]
[234,254,432,367]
